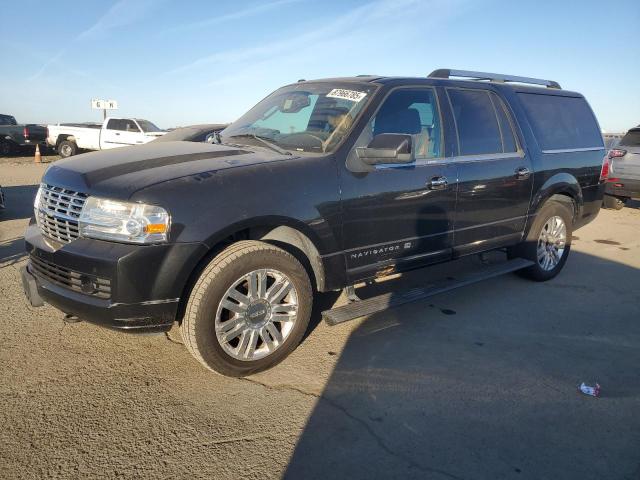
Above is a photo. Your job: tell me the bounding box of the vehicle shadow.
[0,238,26,264]
[625,199,639,210]
[1,184,39,222]
[283,250,640,479]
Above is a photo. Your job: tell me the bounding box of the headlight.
[79,197,170,244]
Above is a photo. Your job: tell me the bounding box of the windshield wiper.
[227,134,292,156]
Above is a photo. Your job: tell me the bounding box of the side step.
[322,258,534,326]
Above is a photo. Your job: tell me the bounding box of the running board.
[322,258,534,326]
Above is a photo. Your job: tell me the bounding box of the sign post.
[91,99,119,120]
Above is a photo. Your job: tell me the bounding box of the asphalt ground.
[1,156,639,479]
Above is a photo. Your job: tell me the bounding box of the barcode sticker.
[327,89,367,102]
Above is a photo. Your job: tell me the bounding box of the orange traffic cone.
[34,144,42,163]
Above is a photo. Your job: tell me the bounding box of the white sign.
[326,89,367,102]
[91,99,118,110]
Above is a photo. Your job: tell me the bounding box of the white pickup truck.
[47,117,166,158]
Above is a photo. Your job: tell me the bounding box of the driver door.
[338,87,457,282]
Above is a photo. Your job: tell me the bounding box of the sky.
[1,0,638,132]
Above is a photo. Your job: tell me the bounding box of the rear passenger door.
[446,88,533,254]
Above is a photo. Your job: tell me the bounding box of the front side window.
[448,89,504,156]
[125,120,140,133]
[366,88,442,159]
[222,82,377,153]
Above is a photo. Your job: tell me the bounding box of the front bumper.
[605,178,640,199]
[23,220,208,333]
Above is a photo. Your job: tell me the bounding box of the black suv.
[22,69,607,376]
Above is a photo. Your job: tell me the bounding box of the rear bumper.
[605,179,640,199]
[23,221,208,333]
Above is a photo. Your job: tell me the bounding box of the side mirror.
[356,134,413,165]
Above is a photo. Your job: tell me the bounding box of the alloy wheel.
[537,215,566,271]
[215,269,298,361]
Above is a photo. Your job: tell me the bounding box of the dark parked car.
[22,69,607,376]
[603,125,640,209]
[153,124,228,143]
[0,113,47,156]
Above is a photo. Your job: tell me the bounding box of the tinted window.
[106,119,127,131]
[491,93,518,153]
[0,115,17,126]
[518,93,602,150]
[448,90,502,155]
[370,88,441,158]
[620,129,640,147]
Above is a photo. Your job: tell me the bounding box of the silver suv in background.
[604,125,640,209]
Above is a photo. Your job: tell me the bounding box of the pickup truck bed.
[0,113,47,155]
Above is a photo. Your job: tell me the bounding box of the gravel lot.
[1,156,639,479]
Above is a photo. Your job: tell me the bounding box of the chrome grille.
[29,255,111,299]
[36,184,88,243]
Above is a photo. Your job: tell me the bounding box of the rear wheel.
[58,140,77,158]
[509,200,573,281]
[181,241,313,377]
[603,194,626,210]
[0,141,13,156]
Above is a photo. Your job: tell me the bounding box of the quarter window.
[517,93,602,151]
[369,88,442,159]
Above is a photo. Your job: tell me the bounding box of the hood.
[42,141,293,200]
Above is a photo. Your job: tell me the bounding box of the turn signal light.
[144,223,168,234]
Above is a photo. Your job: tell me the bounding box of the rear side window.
[620,129,640,147]
[448,89,517,156]
[491,93,518,153]
[518,93,602,151]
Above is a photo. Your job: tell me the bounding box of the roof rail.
[428,69,561,89]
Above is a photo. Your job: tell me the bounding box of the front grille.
[29,255,111,299]
[36,184,88,243]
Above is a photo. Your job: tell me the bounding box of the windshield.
[221,82,377,153]
[620,129,640,147]
[136,119,163,133]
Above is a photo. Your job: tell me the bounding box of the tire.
[603,194,626,210]
[58,140,77,158]
[0,141,13,156]
[509,199,573,281]
[181,240,313,377]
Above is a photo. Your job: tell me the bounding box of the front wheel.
[181,241,313,377]
[509,200,573,281]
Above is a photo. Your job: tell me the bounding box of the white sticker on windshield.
[327,89,367,102]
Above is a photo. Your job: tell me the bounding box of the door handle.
[427,176,448,190]
[115,132,120,136]
[515,167,530,180]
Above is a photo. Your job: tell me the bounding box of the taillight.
[23,126,29,139]
[608,149,627,158]
[599,155,610,182]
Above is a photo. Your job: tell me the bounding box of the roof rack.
[428,69,561,89]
